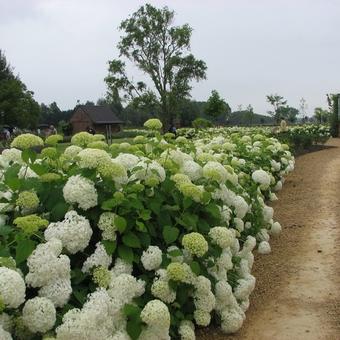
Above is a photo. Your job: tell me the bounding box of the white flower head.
[0,267,26,309]
[63,175,98,210]
[141,246,163,271]
[23,297,56,333]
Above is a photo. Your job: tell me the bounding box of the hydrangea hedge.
[0,121,295,340]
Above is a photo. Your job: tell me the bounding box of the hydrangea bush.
[0,120,296,339]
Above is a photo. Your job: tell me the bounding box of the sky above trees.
[1,0,339,115]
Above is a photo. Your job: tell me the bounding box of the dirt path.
[200,138,340,340]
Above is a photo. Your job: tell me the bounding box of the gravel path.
[198,138,340,340]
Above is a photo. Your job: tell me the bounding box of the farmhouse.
[70,105,123,135]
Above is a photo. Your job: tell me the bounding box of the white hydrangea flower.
[63,175,98,210]
[0,267,26,309]
[194,309,211,326]
[39,278,72,307]
[270,159,281,172]
[114,153,140,170]
[234,218,244,232]
[269,221,282,236]
[203,161,229,184]
[165,149,193,166]
[18,166,39,179]
[252,169,271,188]
[23,297,56,333]
[263,205,274,223]
[97,212,117,241]
[273,180,282,191]
[151,278,176,304]
[180,160,202,181]
[110,258,133,278]
[108,274,145,307]
[141,246,163,271]
[233,195,249,219]
[2,148,23,164]
[0,313,12,333]
[234,275,256,300]
[0,325,12,340]
[44,210,93,254]
[26,238,70,288]
[56,289,119,340]
[82,242,112,273]
[220,205,231,225]
[63,145,83,158]
[141,299,170,330]
[220,308,244,334]
[209,227,234,249]
[77,148,111,169]
[256,228,270,242]
[132,160,166,182]
[215,281,238,312]
[258,241,271,254]
[269,192,278,201]
[238,236,256,257]
[178,320,195,340]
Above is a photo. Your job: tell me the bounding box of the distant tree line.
[0,50,40,129]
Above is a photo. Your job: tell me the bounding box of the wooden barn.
[70,105,123,137]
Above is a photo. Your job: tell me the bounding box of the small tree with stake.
[105,4,207,129]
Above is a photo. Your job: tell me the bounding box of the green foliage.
[0,50,40,128]
[204,90,231,122]
[192,118,213,129]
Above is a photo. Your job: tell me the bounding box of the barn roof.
[78,105,123,124]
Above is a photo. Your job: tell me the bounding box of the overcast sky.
[1,0,340,115]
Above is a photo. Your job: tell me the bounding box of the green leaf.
[101,198,117,211]
[198,219,210,233]
[73,289,87,304]
[183,197,193,209]
[139,233,151,247]
[51,202,69,221]
[136,220,147,232]
[118,245,134,263]
[29,163,48,176]
[115,216,127,233]
[190,261,201,275]
[22,148,37,164]
[139,209,151,221]
[162,225,180,244]
[123,304,141,317]
[4,164,21,191]
[149,199,161,214]
[71,269,87,284]
[205,203,221,219]
[168,248,182,257]
[102,240,117,255]
[0,225,12,236]
[122,232,141,248]
[126,319,142,340]
[15,239,36,264]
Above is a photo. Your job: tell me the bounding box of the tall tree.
[105,3,207,127]
[266,94,287,122]
[0,50,40,128]
[204,90,231,124]
[314,107,330,124]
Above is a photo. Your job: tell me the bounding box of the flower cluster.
[11,134,44,149]
[0,123,302,339]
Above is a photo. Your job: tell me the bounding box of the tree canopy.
[0,50,40,128]
[204,90,231,123]
[105,3,207,127]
